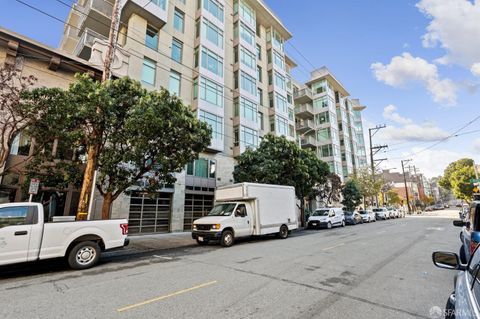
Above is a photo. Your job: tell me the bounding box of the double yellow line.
[117,280,218,313]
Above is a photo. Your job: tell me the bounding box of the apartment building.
[293,67,368,181]
[59,0,296,233]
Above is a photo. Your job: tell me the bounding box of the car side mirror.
[432,252,460,270]
[453,219,466,227]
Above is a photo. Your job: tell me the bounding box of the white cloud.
[371,53,457,105]
[472,63,480,77]
[409,147,470,178]
[417,0,480,67]
[381,105,449,142]
[382,105,413,125]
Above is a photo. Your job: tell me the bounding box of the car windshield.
[344,212,354,216]
[312,209,330,216]
[358,211,367,214]
[207,203,237,216]
[372,208,384,212]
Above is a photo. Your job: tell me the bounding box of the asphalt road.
[0,210,461,319]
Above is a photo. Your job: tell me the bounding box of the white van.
[192,183,298,247]
[307,207,345,229]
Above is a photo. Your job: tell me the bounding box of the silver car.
[373,208,389,220]
[358,210,376,223]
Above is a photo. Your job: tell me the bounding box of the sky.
[1,0,479,178]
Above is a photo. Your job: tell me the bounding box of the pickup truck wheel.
[278,225,289,239]
[220,230,234,247]
[67,241,101,270]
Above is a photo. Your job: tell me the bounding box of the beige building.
[293,67,368,181]
[0,27,103,213]
[59,0,297,233]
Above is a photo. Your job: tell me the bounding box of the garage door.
[128,192,172,234]
[183,194,214,230]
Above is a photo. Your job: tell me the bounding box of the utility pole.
[368,125,388,207]
[401,159,412,214]
[77,0,121,220]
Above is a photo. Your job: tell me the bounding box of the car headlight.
[192,224,197,230]
[211,224,221,230]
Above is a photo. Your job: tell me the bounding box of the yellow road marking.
[322,243,345,251]
[117,280,218,313]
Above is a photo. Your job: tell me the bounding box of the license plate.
[312,222,318,225]
[198,236,204,241]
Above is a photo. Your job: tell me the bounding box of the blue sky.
[1,0,478,177]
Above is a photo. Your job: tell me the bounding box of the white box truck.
[192,183,298,247]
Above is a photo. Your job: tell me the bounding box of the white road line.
[153,255,173,260]
[322,243,345,251]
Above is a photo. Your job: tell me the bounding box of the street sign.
[28,178,40,195]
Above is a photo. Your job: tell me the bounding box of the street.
[0,210,459,319]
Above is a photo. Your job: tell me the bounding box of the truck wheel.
[67,241,101,270]
[220,230,234,247]
[278,225,289,239]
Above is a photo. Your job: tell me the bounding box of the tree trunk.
[101,192,113,220]
[300,195,305,227]
[76,144,100,220]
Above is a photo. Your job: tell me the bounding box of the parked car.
[454,201,480,264]
[387,207,398,218]
[358,210,376,223]
[308,207,345,229]
[373,207,389,220]
[0,202,129,269]
[434,204,444,210]
[426,206,435,212]
[344,211,363,225]
[397,209,405,218]
[192,183,298,247]
[432,248,480,319]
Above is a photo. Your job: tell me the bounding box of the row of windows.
[200,0,224,23]
[234,97,258,123]
[234,22,255,47]
[200,47,223,77]
[194,76,224,107]
[234,126,259,148]
[196,18,224,49]
[186,158,216,179]
[142,58,182,96]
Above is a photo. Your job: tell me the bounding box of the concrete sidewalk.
[122,232,197,254]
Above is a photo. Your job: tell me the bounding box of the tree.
[315,173,342,205]
[341,180,362,211]
[352,167,384,207]
[0,64,37,174]
[439,159,475,203]
[233,134,329,225]
[26,75,211,219]
[386,190,402,206]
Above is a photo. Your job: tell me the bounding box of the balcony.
[122,0,168,29]
[296,119,315,134]
[295,103,314,119]
[293,88,313,103]
[300,136,317,149]
[74,28,108,59]
[77,0,113,37]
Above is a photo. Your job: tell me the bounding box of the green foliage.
[386,190,402,206]
[352,167,384,198]
[341,180,362,211]
[439,158,475,203]
[233,134,329,200]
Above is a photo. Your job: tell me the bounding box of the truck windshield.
[312,210,329,216]
[372,208,383,212]
[208,204,237,216]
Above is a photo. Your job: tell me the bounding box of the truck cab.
[455,201,480,263]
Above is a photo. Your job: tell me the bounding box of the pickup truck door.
[234,204,252,237]
[0,205,36,265]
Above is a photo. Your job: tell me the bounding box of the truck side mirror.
[453,219,466,227]
[432,251,461,270]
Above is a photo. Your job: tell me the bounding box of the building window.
[199,110,223,140]
[152,0,167,10]
[203,18,223,48]
[273,51,284,70]
[267,49,272,64]
[274,72,286,90]
[275,115,289,136]
[201,47,223,77]
[317,128,332,141]
[257,66,262,82]
[275,93,287,113]
[240,71,256,96]
[239,1,255,25]
[258,111,264,130]
[234,71,239,89]
[173,8,185,33]
[316,111,330,125]
[240,126,258,148]
[240,46,255,70]
[257,88,263,105]
[256,44,261,60]
[187,158,216,178]
[269,92,274,108]
[203,0,224,22]
[240,97,257,123]
[321,144,334,157]
[171,38,183,63]
[240,22,255,46]
[197,76,223,107]
[10,131,31,156]
[169,71,181,96]
[145,26,158,50]
[141,58,156,85]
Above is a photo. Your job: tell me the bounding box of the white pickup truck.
[0,202,129,269]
